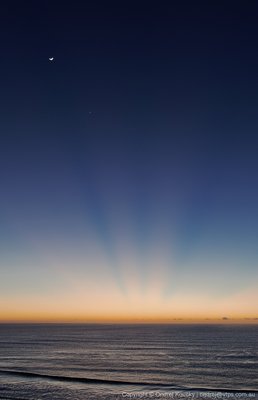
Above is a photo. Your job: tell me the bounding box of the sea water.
[0,324,257,399]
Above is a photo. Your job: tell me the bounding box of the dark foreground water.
[0,324,257,400]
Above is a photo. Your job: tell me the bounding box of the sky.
[0,1,258,322]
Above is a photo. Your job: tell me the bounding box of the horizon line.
[0,318,258,324]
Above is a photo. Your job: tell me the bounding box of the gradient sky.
[0,2,258,322]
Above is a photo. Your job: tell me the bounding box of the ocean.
[0,324,257,399]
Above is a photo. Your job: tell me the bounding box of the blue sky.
[0,1,258,321]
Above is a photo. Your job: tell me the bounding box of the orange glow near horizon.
[1,273,258,323]
[1,237,258,324]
